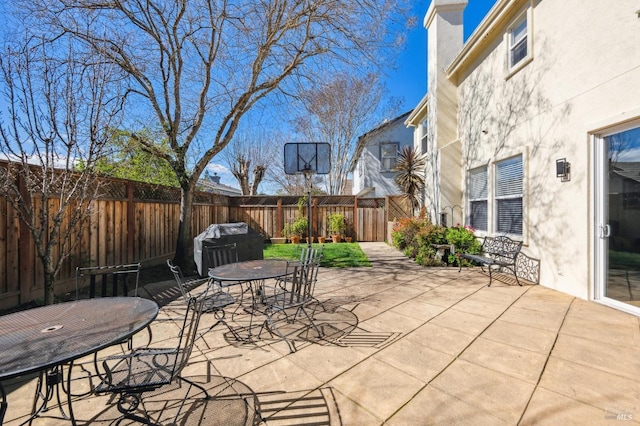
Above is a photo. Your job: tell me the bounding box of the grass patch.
[610,250,640,270]
[263,242,371,268]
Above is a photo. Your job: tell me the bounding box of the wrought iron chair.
[0,385,6,425]
[167,259,239,340]
[259,260,322,353]
[298,244,324,264]
[75,263,141,299]
[205,242,256,316]
[71,263,150,391]
[204,243,239,274]
[94,296,209,424]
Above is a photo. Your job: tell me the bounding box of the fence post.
[127,181,135,263]
[352,196,358,241]
[211,193,216,224]
[276,197,283,238]
[312,197,318,238]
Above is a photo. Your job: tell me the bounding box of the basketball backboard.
[284,143,331,175]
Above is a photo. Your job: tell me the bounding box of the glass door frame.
[593,120,640,316]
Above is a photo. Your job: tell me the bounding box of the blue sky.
[387,0,497,112]
[214,1,499,190]
[0,1,498,190]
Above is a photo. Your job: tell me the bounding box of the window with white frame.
[468,166,488,231]
[495,155,523,235]
[420,120,428,154]
[380,142,398,172]
[508,13,528,69]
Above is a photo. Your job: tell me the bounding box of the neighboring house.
[407,0,640,315]
[349,111,413,198]
[341,179,353,196]
[197,172,242,196]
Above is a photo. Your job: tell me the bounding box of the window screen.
[509,15,527,68]
[380,143,398,172]
[468,166,488,231]
[495,155,523,235]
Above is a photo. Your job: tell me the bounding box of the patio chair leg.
[118,393,154,425]
[1,382,7,425]
[299,307,323,340]
[259,315,296,353]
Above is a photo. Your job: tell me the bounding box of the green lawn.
[263,242,371,268]
[610,250,640,270]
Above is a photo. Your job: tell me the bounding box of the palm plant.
[393,146,427,215]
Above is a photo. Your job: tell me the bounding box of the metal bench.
[458,235,523,286]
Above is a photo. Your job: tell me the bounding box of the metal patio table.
[0,297,158,425]
[209,259,291,338]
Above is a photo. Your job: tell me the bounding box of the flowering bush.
[391,219,482,267]
[391,216,447,266]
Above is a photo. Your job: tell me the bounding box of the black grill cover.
[194,223,264,276]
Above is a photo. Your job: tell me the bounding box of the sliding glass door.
[595,123,640,313]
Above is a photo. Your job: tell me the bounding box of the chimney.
[423,0,467,224]
[424,0,467,150]
[211,172,221,184]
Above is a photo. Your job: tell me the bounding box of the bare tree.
[19,0,404,267]
[222,132,279,195]
[292,73,396,195]
[0,35,123,304]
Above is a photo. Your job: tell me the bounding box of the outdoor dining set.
[0,243,325,425]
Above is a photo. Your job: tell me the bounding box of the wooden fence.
[0,176,411,310]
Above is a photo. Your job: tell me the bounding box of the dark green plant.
[392,216,454,266]
[282,223,294,238]
[327,213,346,235]
[446,225,482,265]
[291,217,309,236]
[415,245,443,266]
[393,146,427,215]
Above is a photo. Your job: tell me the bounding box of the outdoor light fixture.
[556,158,571,182]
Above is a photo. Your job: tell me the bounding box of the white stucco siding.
[454,0,640,299]
[458,0,640,298]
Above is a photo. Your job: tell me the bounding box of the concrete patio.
[3,242,639,425]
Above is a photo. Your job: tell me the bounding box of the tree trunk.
[250,165,266,195]
[43,256,55,305]
[174,185,195,271]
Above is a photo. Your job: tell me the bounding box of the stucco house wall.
[351,111,413,198]
[414,0,640,304]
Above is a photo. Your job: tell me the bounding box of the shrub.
[393,218,483,267]
[391,217,432,251]
[291,217,308,236]
[327,213,346,235]
[392,216,449,265]
[445,224,482,265]
[415,245,443,266]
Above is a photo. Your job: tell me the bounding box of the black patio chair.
[75,263,141,299]
[297,244,325,264]
[94,297,209,424]
[204,243,239,275]
[167,259,240,340]
[259,260,322,353]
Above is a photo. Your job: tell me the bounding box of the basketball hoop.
[284,143,331,175]
[283,143,331,247]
